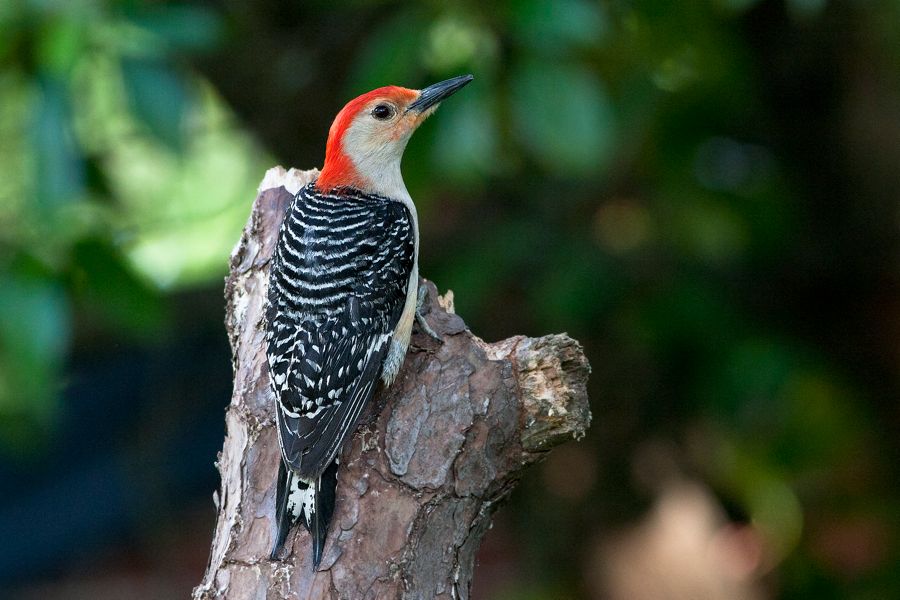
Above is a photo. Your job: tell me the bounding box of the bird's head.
[316,75,473,198]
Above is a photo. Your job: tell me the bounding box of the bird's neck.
[318,124,413,201]
[319,158,410,201]
[363,161,411,202]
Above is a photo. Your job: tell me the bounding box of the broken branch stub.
[194,167,592,599]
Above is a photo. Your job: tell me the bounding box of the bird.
[265,74,474,568]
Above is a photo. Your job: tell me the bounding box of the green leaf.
[431,86,498,182]
[0,272,70,452]
[422,15,494,73]
[127,5,224,53]
[35,15,85,75]
[31,77,84,209]
[121,58,191,148]
[0,276,69,367]
[509,0,609,53]
[346,10,426,93]
[510,63,616,176]
[532,244,623,331]
[69,237,165,337]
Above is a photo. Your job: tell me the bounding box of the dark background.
[1,0,898,598]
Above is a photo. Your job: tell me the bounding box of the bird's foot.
[415,285,443,343]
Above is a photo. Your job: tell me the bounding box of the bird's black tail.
[271,460,293,559]
[271,459,338,568]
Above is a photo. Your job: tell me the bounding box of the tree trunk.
[193,167,592,600]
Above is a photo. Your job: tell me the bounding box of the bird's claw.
[415,285,443,343]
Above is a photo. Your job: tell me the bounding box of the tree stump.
[193,167,592,599]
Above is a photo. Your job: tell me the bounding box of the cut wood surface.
[193,167,592,599]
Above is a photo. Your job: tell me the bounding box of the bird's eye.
[371,104,394,120]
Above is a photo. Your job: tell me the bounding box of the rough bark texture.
[194,167,592,600]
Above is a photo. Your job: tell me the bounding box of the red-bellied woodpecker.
[265,75,474,568]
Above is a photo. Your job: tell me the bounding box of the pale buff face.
[340,97,437,200]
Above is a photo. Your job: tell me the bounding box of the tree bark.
[193,167,592,600]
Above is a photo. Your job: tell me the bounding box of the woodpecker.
[265,74,473,567]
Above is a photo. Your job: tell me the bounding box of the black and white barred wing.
[265,186,414,480]
[273,307,390,478]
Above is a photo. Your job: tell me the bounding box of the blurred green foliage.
[0,0,269,452]
[2,0,899,598]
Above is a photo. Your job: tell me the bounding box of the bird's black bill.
[407,74,474,113]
